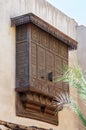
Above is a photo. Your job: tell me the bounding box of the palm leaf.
[71,100,86,127]
[57,66,86,102]
[55,66,86,127]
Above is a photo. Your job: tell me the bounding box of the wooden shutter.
[46,51,54,81]
[37,46,46,80]
[16,25,29,88]
[31,42,37,78]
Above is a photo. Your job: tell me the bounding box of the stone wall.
[0,0,79,130]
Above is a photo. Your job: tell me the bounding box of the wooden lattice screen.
[11,13,78,125]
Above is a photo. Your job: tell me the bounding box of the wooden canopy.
[11,13,78,49]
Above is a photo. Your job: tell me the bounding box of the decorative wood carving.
[16,25,29,88]
[37,46,46,80]
[31,42,37,78]
[11,13,77,125]
[16,91,59,125]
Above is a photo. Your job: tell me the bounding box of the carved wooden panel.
[31,24,40,43]
[59,42,68,59]
[55,56,63,76]
[16,25,29,88]
[49,35,59,54]
[16,22,69,125]
[37,46,46,80]
[46,51,54,81]
[31,78,56,96]
[31,42,37,78]
[16,91,58,125]
[40,30,47,47]
[55,39,59,54]
[16,25,27,42]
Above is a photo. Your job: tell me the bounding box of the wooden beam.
[0,120,53,130]
[11,13,78,49]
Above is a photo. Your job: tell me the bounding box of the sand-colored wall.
[77,25,86,72]
[0,0,79,130]
[76,25,86,130]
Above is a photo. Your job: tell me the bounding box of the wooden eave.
[11,13,78,49]
[0,120,53,130]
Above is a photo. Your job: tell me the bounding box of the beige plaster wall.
[77,25,86,72]
[0,0,79,130]
[76,25,86,130]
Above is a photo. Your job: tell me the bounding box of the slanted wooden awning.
[11,13,78,49]
[0,120,52,130]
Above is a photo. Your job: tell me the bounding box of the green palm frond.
[55,65,86,127]
[57,66,86,102]
[71,100,86,127]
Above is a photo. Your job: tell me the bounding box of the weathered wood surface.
[11,13,78,49]
[0,120,52,130]
[15,14,70,125]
